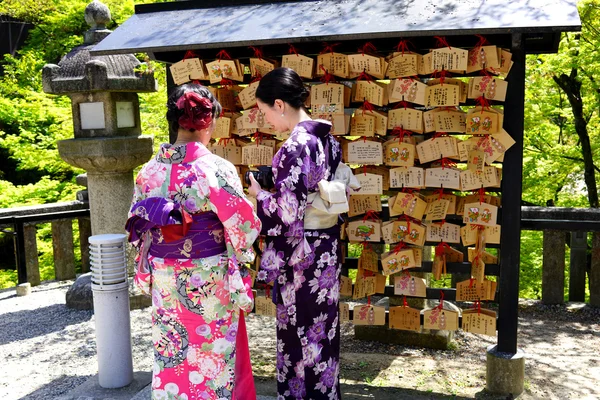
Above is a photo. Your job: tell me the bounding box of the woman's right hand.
[247,173,262,198]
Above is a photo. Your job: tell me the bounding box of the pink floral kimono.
[127,141,261,400]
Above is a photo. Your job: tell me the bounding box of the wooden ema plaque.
[389,166,425,189]
[473,129,516,164]
[462,308,497,337]
[354,173,383,195]
[353,305,386,326]
[386,53,421,79]
[311,83,346,114]
[384,140,416,167]
[468,248,498,264]
[388,78,427,105]
[346,140,383,165]
[387,108,423,133]
[391,192,427,220]
[281,54,314,79]
[425,168,461,190]
[389,306,421,332]
[433,109,467,133]
[340,276,353,297]
[466,108,501,135]
[255,296,277,317]
[316,52,349,78]
[346,220,381,242]
[423,307,459,331]
[340,302,350,323]
[242,144,274,166]
[349,195,382,218]
[393,221,426,247]
[394,274,427,297]
[463,202,498,227]
[360,247,380,273]
[425,198,450,221]
[416,136,459,164]
[430,46,469,73]
[381,249,416,275]
[426,222,461,244]
[456,279,496,301]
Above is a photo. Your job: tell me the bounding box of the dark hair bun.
[166,83,222,136]
[256,67,309,109]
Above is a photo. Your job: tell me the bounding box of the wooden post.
[497,33,525,354]
[13,221,28,284]
[78,217,92,273]
[52,219,76,280]
[569,231,587,302]
[542,230,565,304]
[591,232,600,307]
[23,224,40,286]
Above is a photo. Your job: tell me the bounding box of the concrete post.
[591,232,600,307]
[569,231,587,302]
[52,219,76,280]
[542,230,565,304]
[486,344,525,396]
[23,224,41,286]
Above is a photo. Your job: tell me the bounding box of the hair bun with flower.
[175,91,213,132]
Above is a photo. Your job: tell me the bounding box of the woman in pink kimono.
[126,84,261,400]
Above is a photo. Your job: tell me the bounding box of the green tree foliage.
[523,0,600,208]
[0,0,168,287]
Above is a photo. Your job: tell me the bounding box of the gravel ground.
[1,282,599,400]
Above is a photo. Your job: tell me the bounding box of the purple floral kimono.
[256,120,342,400]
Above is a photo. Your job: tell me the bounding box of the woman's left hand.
[247,173,262,198]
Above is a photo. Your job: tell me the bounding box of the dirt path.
[1,283,599,399]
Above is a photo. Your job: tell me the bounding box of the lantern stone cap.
[42,0,157,95]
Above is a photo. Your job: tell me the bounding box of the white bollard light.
[89,233,134,389]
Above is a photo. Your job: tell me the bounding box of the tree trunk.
[553,70,599,208]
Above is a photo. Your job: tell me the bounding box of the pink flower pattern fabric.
[130,141,261,400]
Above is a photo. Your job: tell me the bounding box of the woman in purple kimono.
[248,68,343,400]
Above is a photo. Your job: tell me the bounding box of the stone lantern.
[42,0,156,236]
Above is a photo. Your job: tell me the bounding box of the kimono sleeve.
[208,159,262,264]
[256,137,309,240]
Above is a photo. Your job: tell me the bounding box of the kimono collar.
[297,119,333,138]
[156,141,212,164]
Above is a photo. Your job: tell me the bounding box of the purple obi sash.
[126,197,226,259]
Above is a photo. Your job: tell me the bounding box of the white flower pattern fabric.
[256,120,342,399]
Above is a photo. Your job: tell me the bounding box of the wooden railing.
[0,201,90,285]
[0,202,598,307]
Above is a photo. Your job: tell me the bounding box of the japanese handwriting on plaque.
[387,108,424,133]
[463,202,498,227]
[394,274,427,297]
[316,52,349,78]
[311,83,346,114]
[241,144,273,166]
[340,302,350,322]
[340,276,353,297]
[348,54,386,79]
[347,140,383,165]
[389,306,421,332]
[425,168,462,190]
[462,308,497,336]
[353,81,386,106]
[416,137,459,164]
[423,308,459,331]
[170,58,207,85]
[362,110,388,136]
[456,279,487,301]
[389,167,425,189]
[461,225,501,246]
[386,53,420,78]
[426,222,461,244]
[431,47,469,72]
[237,81,260,110]
[425,84,460,107]
[281,54,314,79]
[350,114,376,137]
[360,247,380,273]
[255,296,277,317]
[353,305,386,325]
[354,173,383,195]
[249,58,277,78]
[425,198,450,221]
[433,109,467,133]
[348,195,382,218]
